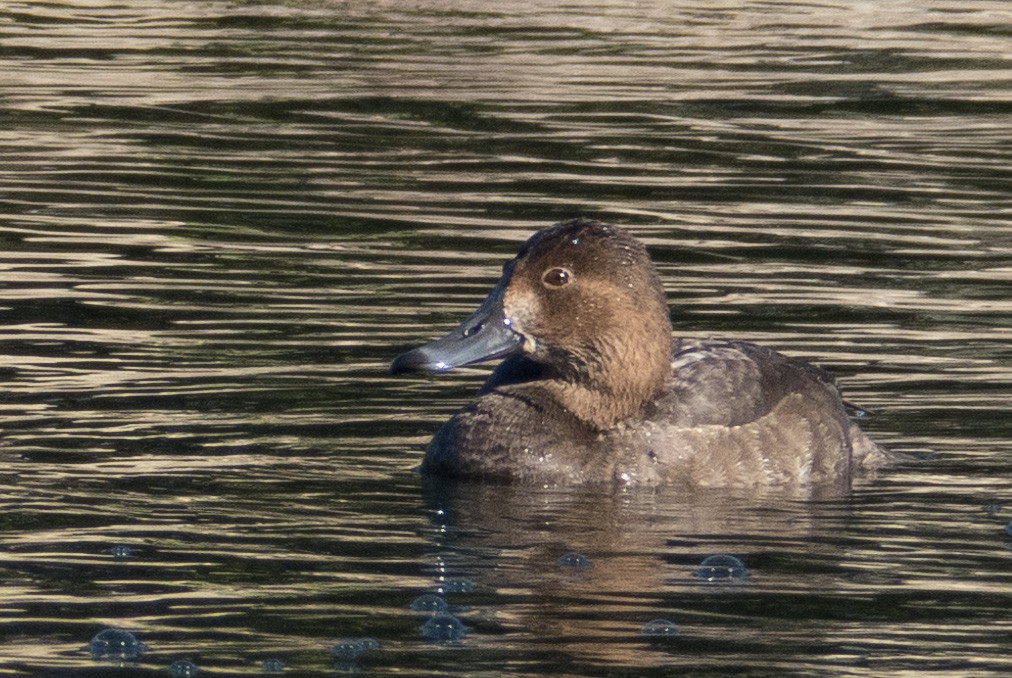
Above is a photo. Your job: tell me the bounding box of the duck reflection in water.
[392,219,890,490]
[416,478,850,670]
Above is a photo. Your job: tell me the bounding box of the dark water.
[1,1,1010,675]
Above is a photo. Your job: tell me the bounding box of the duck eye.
[541,267,573,288]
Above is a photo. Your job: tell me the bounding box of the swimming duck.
[391,218,888,487]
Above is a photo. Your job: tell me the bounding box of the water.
[1,1,1010,675]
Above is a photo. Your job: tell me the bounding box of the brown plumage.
[392,218,890,488]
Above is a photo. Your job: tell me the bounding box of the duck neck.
[549,327,673,431]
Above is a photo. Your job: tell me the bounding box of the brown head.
[392,219,674,430]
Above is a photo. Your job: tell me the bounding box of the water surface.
[1,1,1010,675]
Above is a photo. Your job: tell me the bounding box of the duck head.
[391,219,674,429]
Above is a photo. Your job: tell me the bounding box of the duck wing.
[653,339,843,429]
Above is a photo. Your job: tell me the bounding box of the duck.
[391,218,889,487]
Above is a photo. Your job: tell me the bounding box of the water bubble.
[434,577,475,594]
[640,618,680,638]
[168,658,200,677]
[694,554,748,581]
[331,640,365,662]
[420,612,467,642]
[558,551,590,570]
[983,501,1003,516]
[330,637,380,662]
[88,628,145,661]
[260,658,286,673]
[410,593,448,614]
[332,662,362,675]
[110,544,134,560]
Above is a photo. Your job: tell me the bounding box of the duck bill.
[390,282,523,375]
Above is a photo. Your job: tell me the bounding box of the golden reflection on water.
[0,0,1010,675]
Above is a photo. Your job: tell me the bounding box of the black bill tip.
[390,347,449,375]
